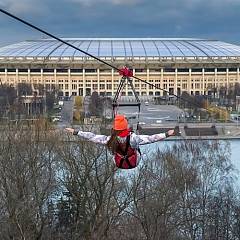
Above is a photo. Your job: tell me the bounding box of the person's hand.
[167,129,175,136]
[65,128,74,134]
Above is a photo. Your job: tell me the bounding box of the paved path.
[113,103,183,125]
[58,99,74,128]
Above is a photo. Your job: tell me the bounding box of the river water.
[231,140,240,179]
[141,139,239,181]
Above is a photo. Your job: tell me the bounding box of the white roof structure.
[0,38,240,60]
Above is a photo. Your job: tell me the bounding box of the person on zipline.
[65,115,175,169]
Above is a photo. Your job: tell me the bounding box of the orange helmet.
[113,115,128,131]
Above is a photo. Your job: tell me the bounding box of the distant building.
[236,96,240,112]
[21,95,44,115]
[0,38,240,97]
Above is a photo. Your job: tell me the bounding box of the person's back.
[65,114,175,169]
[114,134,138,169]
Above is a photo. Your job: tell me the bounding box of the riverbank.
[135,122,240,140]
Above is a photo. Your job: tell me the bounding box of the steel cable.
[0,8,214,113]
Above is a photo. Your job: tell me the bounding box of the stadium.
[0,38,240,97]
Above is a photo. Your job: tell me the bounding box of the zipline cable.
[0,8,213,113]
[0,9,119,72]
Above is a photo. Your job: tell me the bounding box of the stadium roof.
[0,38,240,60]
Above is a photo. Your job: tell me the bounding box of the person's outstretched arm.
[132,129,175,146]
[65,128,109,145]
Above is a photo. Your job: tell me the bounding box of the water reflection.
[141,139,239,179]
[231,140,240,181]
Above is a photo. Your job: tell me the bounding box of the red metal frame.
[118,67,133,78]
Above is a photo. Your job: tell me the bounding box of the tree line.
[0,83,59,118]
[0,121,239,239]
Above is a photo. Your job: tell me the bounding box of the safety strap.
[118,135,134,169]
[137,147,141,156]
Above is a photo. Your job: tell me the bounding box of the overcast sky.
[0,0,240,46]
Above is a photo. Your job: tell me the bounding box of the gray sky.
[0,0,240,46]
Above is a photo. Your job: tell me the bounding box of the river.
[141,139,239,181]
[231,140,240,179]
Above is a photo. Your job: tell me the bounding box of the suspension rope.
[0,8,213,114]
[0,9,118,72]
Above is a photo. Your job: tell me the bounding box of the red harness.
[114,135,138,169]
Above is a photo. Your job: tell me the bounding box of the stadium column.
[214,68,218,98]
[161,68,163,96]
[188,68,191,94]
[83,68,86,96]
[28,68,30,87]
[68,68,71,96]
[4,68,7,84]
[147,68,149,95]
[174,68,177,96]
[237,68,240,83]
[226,68,229,91]
[54,69,57,92]
[192,69,195,95]
[41,69,43,90]
[200,69,203,95]
[97,68,100,93]
[203,68,206,95]
[16,68,19,88]
[111,68,114,96]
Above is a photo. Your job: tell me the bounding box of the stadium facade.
[0,38,240,97]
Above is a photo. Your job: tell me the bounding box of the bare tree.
[0,122,239,240]
[88,91,103,117]
[54,133,133,240]
[122,140,235,240]
[0,120,58,240]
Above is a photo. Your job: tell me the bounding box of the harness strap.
[137,147,141,156]
[118,135,134,169]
